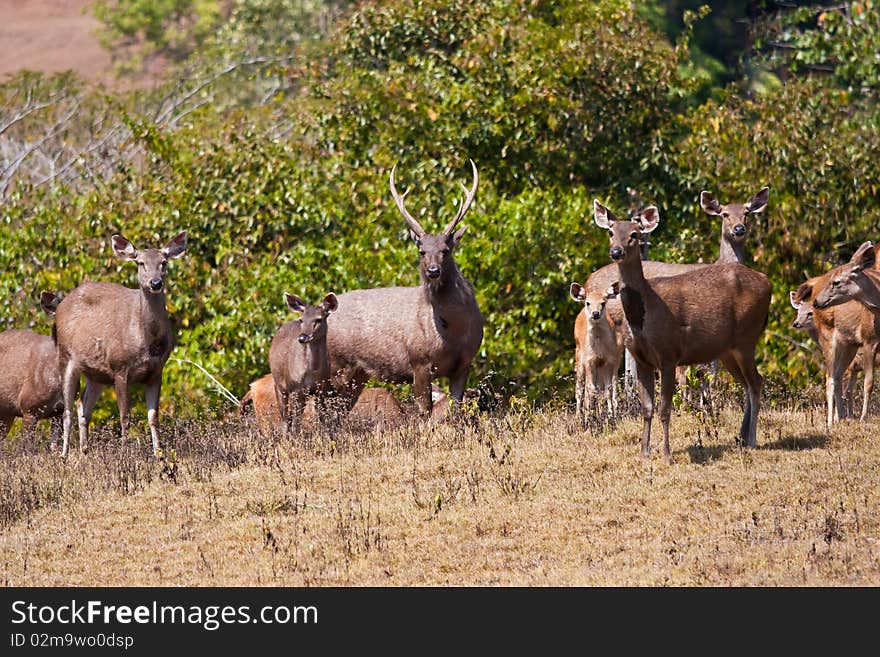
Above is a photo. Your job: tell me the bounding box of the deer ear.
[851,241,875,272]
[593,200,617,230]
[700,191,722,216]
[322,293,339,314]
[40,291,60,315]
[638,207,660,233]
[746,187,770,214]
[569,283,585,302]
[409,229,422,246]
[111,234,138,260]
[789,290,802,310]
[451,224,467,245]
[794,280,814,303]
[162,231,187,259]
[284,293,307,313]
[605,282,620,299]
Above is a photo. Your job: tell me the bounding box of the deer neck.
[717,234,745,264]
[858,270,880,311]
[615,253,648,332]
[422,263,474,330]
[136,289,169,341]
[304,338,327,371]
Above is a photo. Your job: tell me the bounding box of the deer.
[268,292,338,435]
[240,374,406,434]
[815,242,880,313]
[325,160,483,418]
[790,289,878,421]
[0,292,64,444]
[593,200,771,463]
[795,243,880,426]
[583,187,770,407]
[569,281,624,430]
[53,232,187,457]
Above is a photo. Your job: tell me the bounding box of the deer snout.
[792,319,802,329]
[298,333,311,344]
[732,224,746,237]
[426,265,441,279]
[610,246,624,261]
[591,310,601,320]
[149,278,164,292]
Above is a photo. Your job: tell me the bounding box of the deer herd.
[1,161,878,465]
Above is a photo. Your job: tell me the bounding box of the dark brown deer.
[594,201,771,463]
[268,292,338,435]
[54,232,187,457]
[583,187,769,405]
[0,292,64,444]
[325,161,483,417]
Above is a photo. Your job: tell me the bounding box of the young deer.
[594,201,771,463]
[269,292,338,435]
[569,281,624,430]
[325,161,483,418]
[790,289,877,421]
[0,292,64,443]
[54,232,187,457]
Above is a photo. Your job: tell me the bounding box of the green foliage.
[756,1,880,94]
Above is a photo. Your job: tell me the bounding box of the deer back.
[0,329,63,419]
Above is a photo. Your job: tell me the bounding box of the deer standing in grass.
[325,161,483,418]
[269,292,338,435]
[54,232,187,457]
[584,187,769,406]
[594,201,771,463]
[0,292,64,443]
[790,285,878,424]
[569,281,624,430]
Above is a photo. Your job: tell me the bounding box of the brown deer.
[790,290,878,421]
[583,187,769,403]
[594,200,771,462]
[0,292,64,443]
[325,161,483,417]
[569,281,624,430]
[240,374,405,434]
[268,292,338,435]
[815,242,880,312]
[54,232,187,457]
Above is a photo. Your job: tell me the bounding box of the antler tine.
[390,163,426,237]
[444,158,479,236]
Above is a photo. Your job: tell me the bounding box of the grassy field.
[2,388,879,587]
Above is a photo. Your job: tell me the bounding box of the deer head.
[570,282,619,322]
[789,290,814,330]
[112,232,187,295]
[593,200,660,263]
[390,160,478,288]
[284,292,338,344]
[700,187,769,248]
[814,242,877,310]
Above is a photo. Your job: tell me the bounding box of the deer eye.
[629,232,638,243]
[419,250,426,257]
[138,262,146,269]
[442,249,450,256]
[722,211,729,218]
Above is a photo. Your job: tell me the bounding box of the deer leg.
[48,417,62,452]
[730,349,762,448]
[60,360,79,457]
[860,346,875,421]
[634,361,655,458]
[413,363,433,417]
[288,392,306,437]
[575,358,586,428]
[719,353,749,445]
[828,343,857,426]
[114,373,131,445]
[145,379,162,457]
[330,369,368,425]
[0,416,12,440]
[76,379,104,455]
[658,366,677,465]
[448,365,471,404]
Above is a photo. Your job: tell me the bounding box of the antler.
[390,164,426,238]
[443,159,479,236]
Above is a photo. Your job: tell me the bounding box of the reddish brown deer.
[54,232,187,457]
[240,374,406,434]
[0,292,64,443]
[268,292,338,435]
[583,187,769,404]
[569,281,624,429]
[594,201,771,462]
[815,242,880,312]
[790,289,878,421]
[325,161,483,418]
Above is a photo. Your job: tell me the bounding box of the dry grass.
[2,392,880,586]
